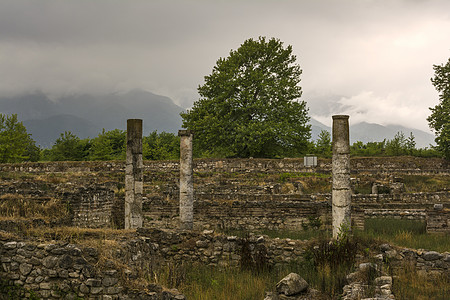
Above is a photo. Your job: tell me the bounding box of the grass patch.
[157,264,275,300]
[402,175,450,192]
[365,218,426,235]
[362,218,449,252]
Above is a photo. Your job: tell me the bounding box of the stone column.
[125,119,143,229]
[332,115,351,239]
[178,130,194,230]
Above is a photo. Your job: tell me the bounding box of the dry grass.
[392,260,449,299]
[22,226,134,243]
[403,175,450,193]
[0,194,68,220]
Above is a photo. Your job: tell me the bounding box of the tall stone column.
[332,115,351,239]
[125,119,143,229]
[178,130,194,230]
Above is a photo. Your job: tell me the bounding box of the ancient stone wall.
[426,208,450,233]
[0,158,448,232]
[143,191,449,232]
[1,157,447,174]
[0,238,184,299]
[143,198,330,231]
[3,229,447,299]
[59,187,114,229]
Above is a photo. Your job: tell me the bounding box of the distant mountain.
[23,114,98,147]
[309,119,435,149]
[0,90,184,147]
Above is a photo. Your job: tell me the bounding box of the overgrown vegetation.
[392,260,449,300]
[0,279,40,300]
[402,174,450,192]
[362,218,449,252]
[0,194,69,220]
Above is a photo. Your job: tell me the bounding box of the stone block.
[40,282,52,289]
[423,251,442,261]
[19,263,32,276]
[79,283,90,294]
[4,241,17,249]
[86,278,102,287]
[102,276,118,287]
[42,256,58,269]
[91,286,103,295]
[276,273,308,296]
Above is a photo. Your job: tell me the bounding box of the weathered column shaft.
[332,115,351,238]
[125,119,143,229]
[178,130,194,230]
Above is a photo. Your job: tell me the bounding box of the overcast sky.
[1,0,449,132]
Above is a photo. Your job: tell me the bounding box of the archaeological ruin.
[0,119,448,299]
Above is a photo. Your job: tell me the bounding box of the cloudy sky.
[1,0,449,132]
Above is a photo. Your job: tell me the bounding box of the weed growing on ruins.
[303,233,358,297]
[0,279,40,300]
[0,194,68,220]
[301,215,323,230]
[239,234,270,273]
[391,258,449,299]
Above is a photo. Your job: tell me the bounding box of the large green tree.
[428,58,450,159]
[181,37,310,158]
[0,114,39,163]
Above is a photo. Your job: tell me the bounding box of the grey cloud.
[0,0,449,132]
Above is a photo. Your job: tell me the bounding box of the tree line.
[309,130,439,158]
[0,113,441,163]
[0,114,180,163]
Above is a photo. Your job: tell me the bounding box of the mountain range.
[310,118,435,149]
[0,90,435,148]
[0,90,183,147]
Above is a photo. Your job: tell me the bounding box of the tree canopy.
[428,57,450,160]
[49,131,89,161]
[0,114,39,163]
[89,129,126,161]
[181,37,311,158]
